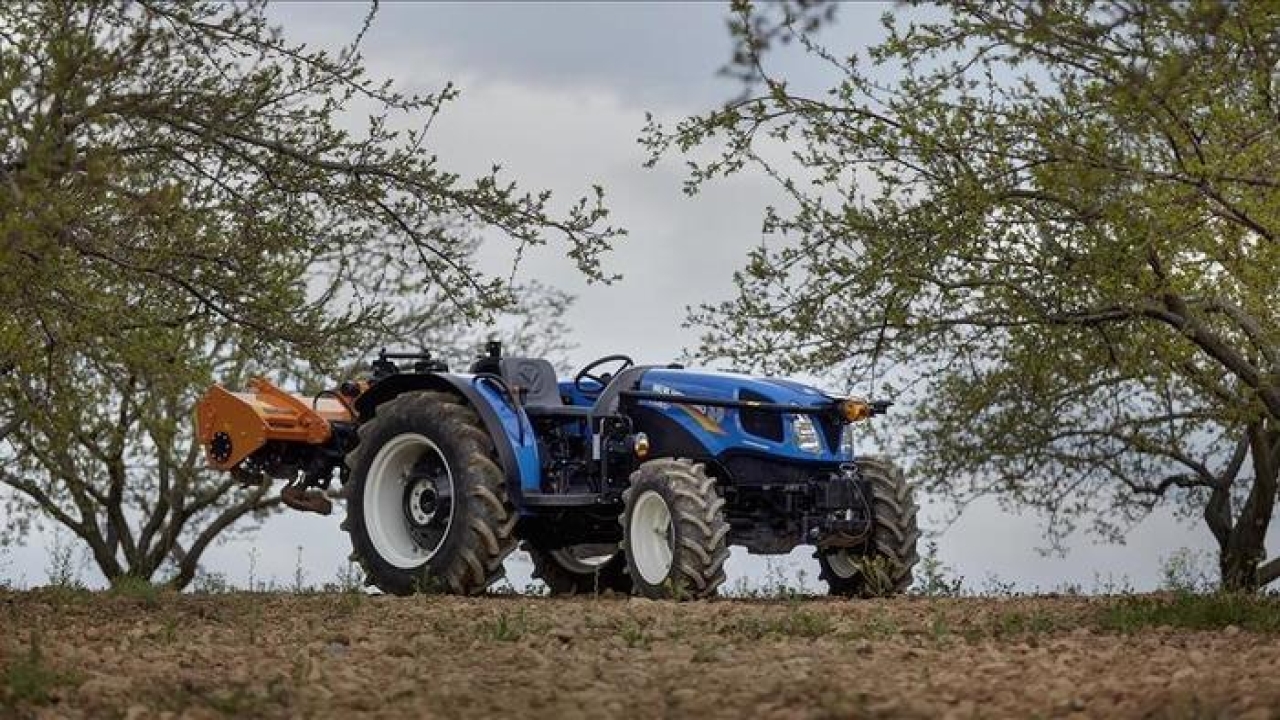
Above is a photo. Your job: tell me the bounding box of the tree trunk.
[1220,544,1263,593]
[1216,422,1279,593]
[165,493,281,591]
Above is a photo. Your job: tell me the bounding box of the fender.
[353,372,540,506]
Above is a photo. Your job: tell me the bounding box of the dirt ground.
[2,590,1278,719]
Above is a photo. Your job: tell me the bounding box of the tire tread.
[819,456,920,598]
[621,458,729,599]
[342,391,516,596]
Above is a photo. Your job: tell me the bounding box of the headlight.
[791,414,822,453]
[841,425,855,459]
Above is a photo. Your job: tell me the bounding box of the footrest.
[520,493,613,508]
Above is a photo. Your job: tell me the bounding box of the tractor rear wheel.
[342,391,516,596]
[818,456,919,597]
[621,458,729,599]
[524,542,632,596]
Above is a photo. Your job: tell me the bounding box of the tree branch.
[1259,556,1280,587]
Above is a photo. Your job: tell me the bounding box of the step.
[520,492,616,508]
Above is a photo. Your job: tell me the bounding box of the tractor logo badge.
[514,362,543,389]
[648,383,726,435]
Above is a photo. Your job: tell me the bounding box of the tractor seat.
[498,357,592,417]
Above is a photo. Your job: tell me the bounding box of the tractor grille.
[737,389,784,442]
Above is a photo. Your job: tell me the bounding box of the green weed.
[44,530,82,590]
[481,609,539,642]
[978,573,1018,598]
[988,609,1059,638]
[2,632,75,709]
[326,562,364,594]
[912,541,964,597]
[928,612,952,641]
[778,608,833,638]
[110,575,164,608]
[619,619,651,648]
[157,612,180,644]
[1158,549,1215,594]
[1099,593,1280,634]
[37,583,93,609]
[326,590,364,618]
[838,610,901,641]
[852,556,897,598]
[411,572,448,595]
[725,558,808,599]
[723,607,833,640]
[245,602,264,645]
[690,643,722,663]
[192,570,232,594]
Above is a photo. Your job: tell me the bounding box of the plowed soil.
[2,590,1277,719]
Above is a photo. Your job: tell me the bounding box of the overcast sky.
[2,2,1264,592]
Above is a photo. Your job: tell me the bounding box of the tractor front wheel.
[342,391,516,595]
[524,543,632,596]
[818,456,919,597]
[621,458,729,599]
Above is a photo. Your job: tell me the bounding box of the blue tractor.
[196,342,919,598]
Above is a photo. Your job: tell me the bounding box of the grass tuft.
[722,607,834,640]
[110,575,165,608]
[1098,592,1280,634]
[619,619,651,648]
[2,632,76,709]
[481,609,541,642]
[988,608,1060,638]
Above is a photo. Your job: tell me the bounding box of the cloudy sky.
[2,2,1262,592]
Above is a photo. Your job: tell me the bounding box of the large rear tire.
[342,391,516,596]
[524,542,632,596]
[621,458,729,600]
[818,456,919,597]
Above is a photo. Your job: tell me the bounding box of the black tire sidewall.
[526,543,632,595]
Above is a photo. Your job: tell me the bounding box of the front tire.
[343,391,516,596]
[818,457,919,597]
[621,459,729,599]
[525,543,632,596]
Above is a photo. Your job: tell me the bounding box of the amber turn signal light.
[838,399,873,423]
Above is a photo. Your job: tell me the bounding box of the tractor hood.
[636,368,837,408]
[625,367,849,463]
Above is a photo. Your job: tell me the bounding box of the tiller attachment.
[195,377,357,515]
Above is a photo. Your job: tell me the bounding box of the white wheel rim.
[364,433,454,570]
[551,544,618,573]
[826,550,860,579]
[630,491,674,585]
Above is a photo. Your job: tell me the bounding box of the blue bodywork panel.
[456,373,543,494]
[459,367,851,508]
[634,368,850,463]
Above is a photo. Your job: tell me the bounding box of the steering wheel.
[574,354,635,393]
